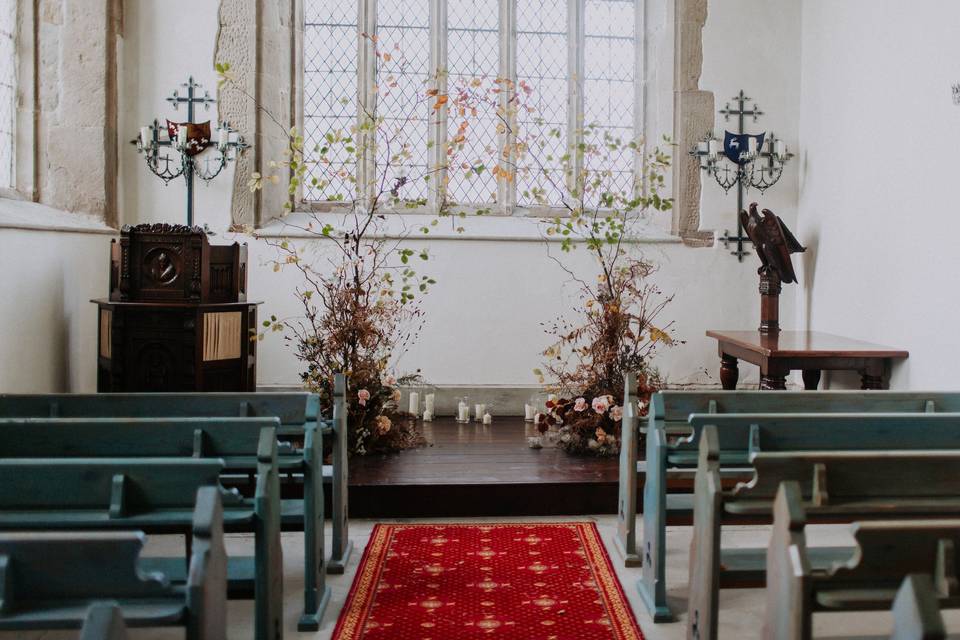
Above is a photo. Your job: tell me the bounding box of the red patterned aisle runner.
[333,522,644,640]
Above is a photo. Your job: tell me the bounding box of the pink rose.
[592,396,610,414]
[574,397,587,412]
[610,405,623,422]
[357,389,370,406]
[384,375,397,386]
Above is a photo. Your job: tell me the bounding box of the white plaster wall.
[105,0,805,393]
[796,0,960,390]
[699,0,802,239]
[0,228,111,392]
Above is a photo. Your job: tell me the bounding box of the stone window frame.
[219,0,713,243]
[0,0,121,233]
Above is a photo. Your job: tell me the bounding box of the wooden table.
[706,330,908,390]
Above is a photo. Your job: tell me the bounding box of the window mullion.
[497,0,516,214]
[633,0,645,198]
[567,0,585,198]
[357,0,378,208]
[428,0,448,213]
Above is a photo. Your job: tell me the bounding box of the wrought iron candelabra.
[134,76,248,227]
[690,90,793,261]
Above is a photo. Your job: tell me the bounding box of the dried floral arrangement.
[501,99,682,455]
[217,35,491,456]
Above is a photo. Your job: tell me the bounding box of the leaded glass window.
[301,0,641,212]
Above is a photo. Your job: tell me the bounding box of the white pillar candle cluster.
[474,404,486,422]
[408,391,420,418]
[482,412,492,425]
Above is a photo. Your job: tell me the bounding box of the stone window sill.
[0,197,117,235]
[255,211,682,244]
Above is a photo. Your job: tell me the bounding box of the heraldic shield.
[166,120,213,157]
[723,130,765,165]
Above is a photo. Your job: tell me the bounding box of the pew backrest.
[737,450,960,505]
[0,458,231,513]
[687,413,960,457]
[0,392,322,434]
[0,417,281,459]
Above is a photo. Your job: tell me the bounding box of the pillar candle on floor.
[524,404,535,421]
[424,393,435,415]
[457,401,470,422]
[408,391,420,417]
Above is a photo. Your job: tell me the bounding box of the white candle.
[140,126,152,147]
[408,391,420,417]
[422,410,433,422]
[482,412,492,425]
[775,140,785,156]
[748,137,757,155]
[177,126,188,149]
[474,404,486,422]
[424,393,435,415]
[458,401,470,422]
[708,139,720,156]
[524,404,535,421]
[218,126,228,149]
[228,131,239,144]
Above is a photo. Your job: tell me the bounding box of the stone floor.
[6,516,959,639]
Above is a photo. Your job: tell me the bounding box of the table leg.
[802,369,822,391]
[720,354,739,390]
[760,363,788,390]
[861,373,884,390]
[861,361,885,390]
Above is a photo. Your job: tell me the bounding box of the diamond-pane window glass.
[375,0,430,204]
[0,1,15,189]
[516,1,569,207]
[447,0,500,205]
[584,0,636,200]
[303,0,358,201]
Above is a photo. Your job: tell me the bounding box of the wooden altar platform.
[342,417,627,517]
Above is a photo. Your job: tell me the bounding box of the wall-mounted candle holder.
[690,90,794,261]
[133,76,248,227]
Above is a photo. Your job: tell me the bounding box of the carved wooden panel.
[99,309,112,359]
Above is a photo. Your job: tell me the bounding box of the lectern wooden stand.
[94,224,260,392]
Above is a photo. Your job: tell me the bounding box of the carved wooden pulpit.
[93,224,260,392]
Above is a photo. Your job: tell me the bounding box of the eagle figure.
[739,202,806,284]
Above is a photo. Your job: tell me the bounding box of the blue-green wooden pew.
[0,374,352,580]
[617,389,960,622]
[765,483,956,640]
[688,420,960,640]
[0,416,329,631]
[0,487,226,640]
[0,451,281,640]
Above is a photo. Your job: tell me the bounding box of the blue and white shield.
[723,131,765,165]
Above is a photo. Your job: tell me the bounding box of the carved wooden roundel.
[143,247,180,286]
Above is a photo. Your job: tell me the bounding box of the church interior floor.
[7,515,957,639]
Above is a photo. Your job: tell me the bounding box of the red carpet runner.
[333,522,644,639]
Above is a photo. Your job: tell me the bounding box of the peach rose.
[357,389,370,406]
[376,415,392,435]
